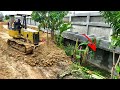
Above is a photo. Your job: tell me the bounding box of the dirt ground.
[0,22,72,79]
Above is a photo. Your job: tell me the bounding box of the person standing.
[16,19,22,34]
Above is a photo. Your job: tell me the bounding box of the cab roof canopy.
[9,14,31,17]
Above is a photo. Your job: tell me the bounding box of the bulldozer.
[7,14,40,54]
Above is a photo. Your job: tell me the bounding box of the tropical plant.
[100,11,120,79]
[55,22,72,47]
[69,39,90,65]
[31,11,70,44]
[64,44,74,56]
[47,11,69,40]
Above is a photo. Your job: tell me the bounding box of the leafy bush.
[31,11,69,40]
[5,15,9,20]
[64,44,74,56]
[100,11,120,79]
[55,22,72,47]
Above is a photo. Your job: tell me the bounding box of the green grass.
[70,62,111,79]
[82,63,111,78]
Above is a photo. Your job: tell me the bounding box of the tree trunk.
[51,30,54,40]
[115,55,120,77]
[111,49,115,79]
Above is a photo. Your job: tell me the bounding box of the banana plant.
[73,39,89,65]
[56,22,72,47]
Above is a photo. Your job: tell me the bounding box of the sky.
[0,11,99,16]
[0,11,32,15]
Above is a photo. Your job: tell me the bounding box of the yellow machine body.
[8,29,19,38]
[8,28,39,45]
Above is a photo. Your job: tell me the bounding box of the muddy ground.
[0,22,72,79]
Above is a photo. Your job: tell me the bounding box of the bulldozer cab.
[8,14,40,45]
[8,14,30,30]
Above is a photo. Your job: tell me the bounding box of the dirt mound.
[25,42,71,67]
[25,25,71,67]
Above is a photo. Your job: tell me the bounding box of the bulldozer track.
[7,39,34,54]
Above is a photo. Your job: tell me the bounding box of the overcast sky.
[0,11,99,15]
[0,11,32,15]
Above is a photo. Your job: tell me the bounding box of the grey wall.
[64,12,112,40]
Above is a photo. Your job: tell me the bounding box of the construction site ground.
[0,22,72,79]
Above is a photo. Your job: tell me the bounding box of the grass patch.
[81,63,111,78]
[65,62,111,79]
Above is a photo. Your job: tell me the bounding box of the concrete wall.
[64,12,112,40]
[72,25,87,34]
[88,26,112,40]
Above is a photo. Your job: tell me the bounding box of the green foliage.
[64,38,95,66]
[70,63,91,79]
[100,11,120,47]
[47,11,68,30]
[115,65,120,73]
[70,63,107,79]
[31,11,70,40]
[59,22,72,35]
[64,44,74,56]
[76,55,81,60]
[55,22,72,47]
[74,39,80,56]
[65,39,90,64]
[73,39,81,61]
[78,42,88,46]
[55,35,64,48]
[47,11,69,40]
[100,11,120,79]
[5,15,9,20]
[31,11,48,29]
[89,50,95,59]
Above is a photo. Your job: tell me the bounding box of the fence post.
[86,13,90,35]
